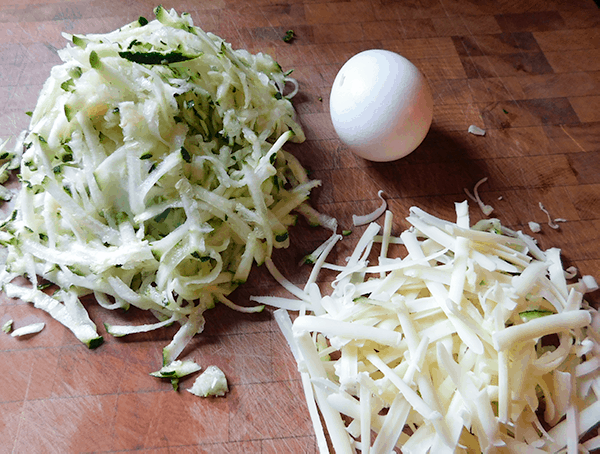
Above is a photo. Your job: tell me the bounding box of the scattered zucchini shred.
[283,29,295,43]
[2,319,13,334]
[519,308,554,322]
[151,359,202,391]
[187,365,228,397]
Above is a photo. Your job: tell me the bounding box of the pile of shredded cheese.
[261,201,600,453]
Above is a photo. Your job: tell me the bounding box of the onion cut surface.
[265,202,600,453]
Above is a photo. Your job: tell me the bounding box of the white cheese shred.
[464,177,494,216]
[263,201,599,453]
[539,202,566,229]
[353,190,387,226]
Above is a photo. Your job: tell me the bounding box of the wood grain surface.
[1,0,600,452]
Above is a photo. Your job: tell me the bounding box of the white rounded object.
[329,49,434,162]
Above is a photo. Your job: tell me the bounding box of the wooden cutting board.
[1,0,600,452]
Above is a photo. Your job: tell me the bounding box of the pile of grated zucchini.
[0,7,322,366]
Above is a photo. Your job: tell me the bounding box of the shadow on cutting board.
[361,126,491,213]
